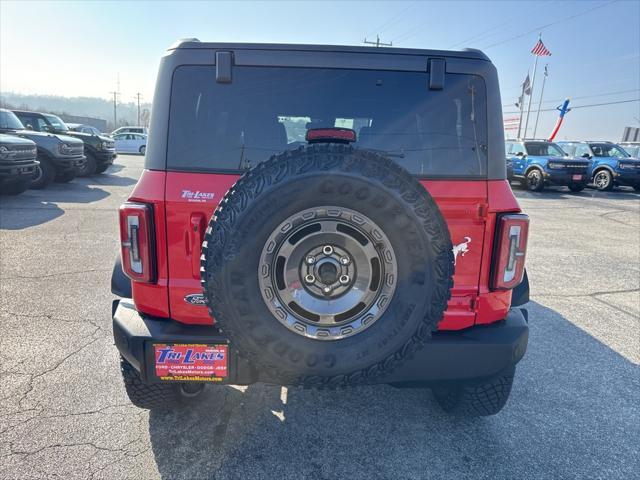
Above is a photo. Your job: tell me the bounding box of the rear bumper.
[112,299,529,386]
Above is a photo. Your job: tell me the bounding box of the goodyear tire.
[120,357,205,410]
[200,145,454,387]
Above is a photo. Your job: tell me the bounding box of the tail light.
[119,202,156,283]
[491,214,529,290]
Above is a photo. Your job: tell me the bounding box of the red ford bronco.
[111,39,530,416]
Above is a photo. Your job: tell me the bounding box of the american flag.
[531,39,551,56]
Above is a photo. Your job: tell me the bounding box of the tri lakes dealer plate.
[154,343,228,382]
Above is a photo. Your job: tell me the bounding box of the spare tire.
[201,144,454,387]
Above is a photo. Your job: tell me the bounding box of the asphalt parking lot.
[1,154,638,479]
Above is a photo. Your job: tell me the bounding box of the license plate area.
[152,343,228,382]
[572,174,583,181]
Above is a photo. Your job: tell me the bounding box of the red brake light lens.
[119,202,155,283]
[306,128,356,143]
[491,214,529,290]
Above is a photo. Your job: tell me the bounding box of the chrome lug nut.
[304,274,316,284]
[340,256,350,265]
[323,285,332,294]
[322,245,334,255]
[306,256,316,265]
[339,274,350,285]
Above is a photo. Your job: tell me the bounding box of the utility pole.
[363,35,393,48]
[109,73,121,129]
[109,91,119,129]
[134,92,143,125]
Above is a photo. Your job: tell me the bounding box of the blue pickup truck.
[557,141,640,192]
[505,140,590,192]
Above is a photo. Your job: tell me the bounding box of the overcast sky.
[1,0,638,141]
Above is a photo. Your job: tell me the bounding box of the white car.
[111,126,148,136]
[113,133,147,154]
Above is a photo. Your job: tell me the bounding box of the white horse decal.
[452,237,471,265]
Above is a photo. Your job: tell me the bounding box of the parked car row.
[506,139,640,192]
[0,108,143,196]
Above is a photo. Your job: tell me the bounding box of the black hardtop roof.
[12,110,50,117]
[167,38,490,62]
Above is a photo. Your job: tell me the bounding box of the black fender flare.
[511,269,529,307]
[591,165,615,177]
[111,255,132,298]
[524,165,544,176]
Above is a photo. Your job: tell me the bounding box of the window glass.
[0,110,25,129]
[573,145,590,157]
[167,66,488,176]
[511,143,525,155]
[589,143,629,158]
[524,142,565,157]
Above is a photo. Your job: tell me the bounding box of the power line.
[483,0,619,49]
[503,98,639,115]
[502,88,640,108]
[448,1,557,49]
[365,1,417,39]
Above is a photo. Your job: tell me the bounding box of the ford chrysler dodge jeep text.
[0,109,85,189]
[13,110,116,176]
[111,40,530,416]
[505,140,589,192]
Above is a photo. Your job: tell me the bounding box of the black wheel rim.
[259,206,398,340]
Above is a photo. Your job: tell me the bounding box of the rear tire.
[593,169,613,191]
[433,367,516,417]
[1,178,31,195]
[525,169,544,192]
[120,357,206,410]
[139,145,146,155]
[55,170,76,183]
[77,153,97,176]
[30,157,55,189]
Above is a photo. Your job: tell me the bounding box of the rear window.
[168,66,488,177]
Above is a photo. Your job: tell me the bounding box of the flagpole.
[523,47,539,140]
[516,97,525,140]
[533,64,548,139]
